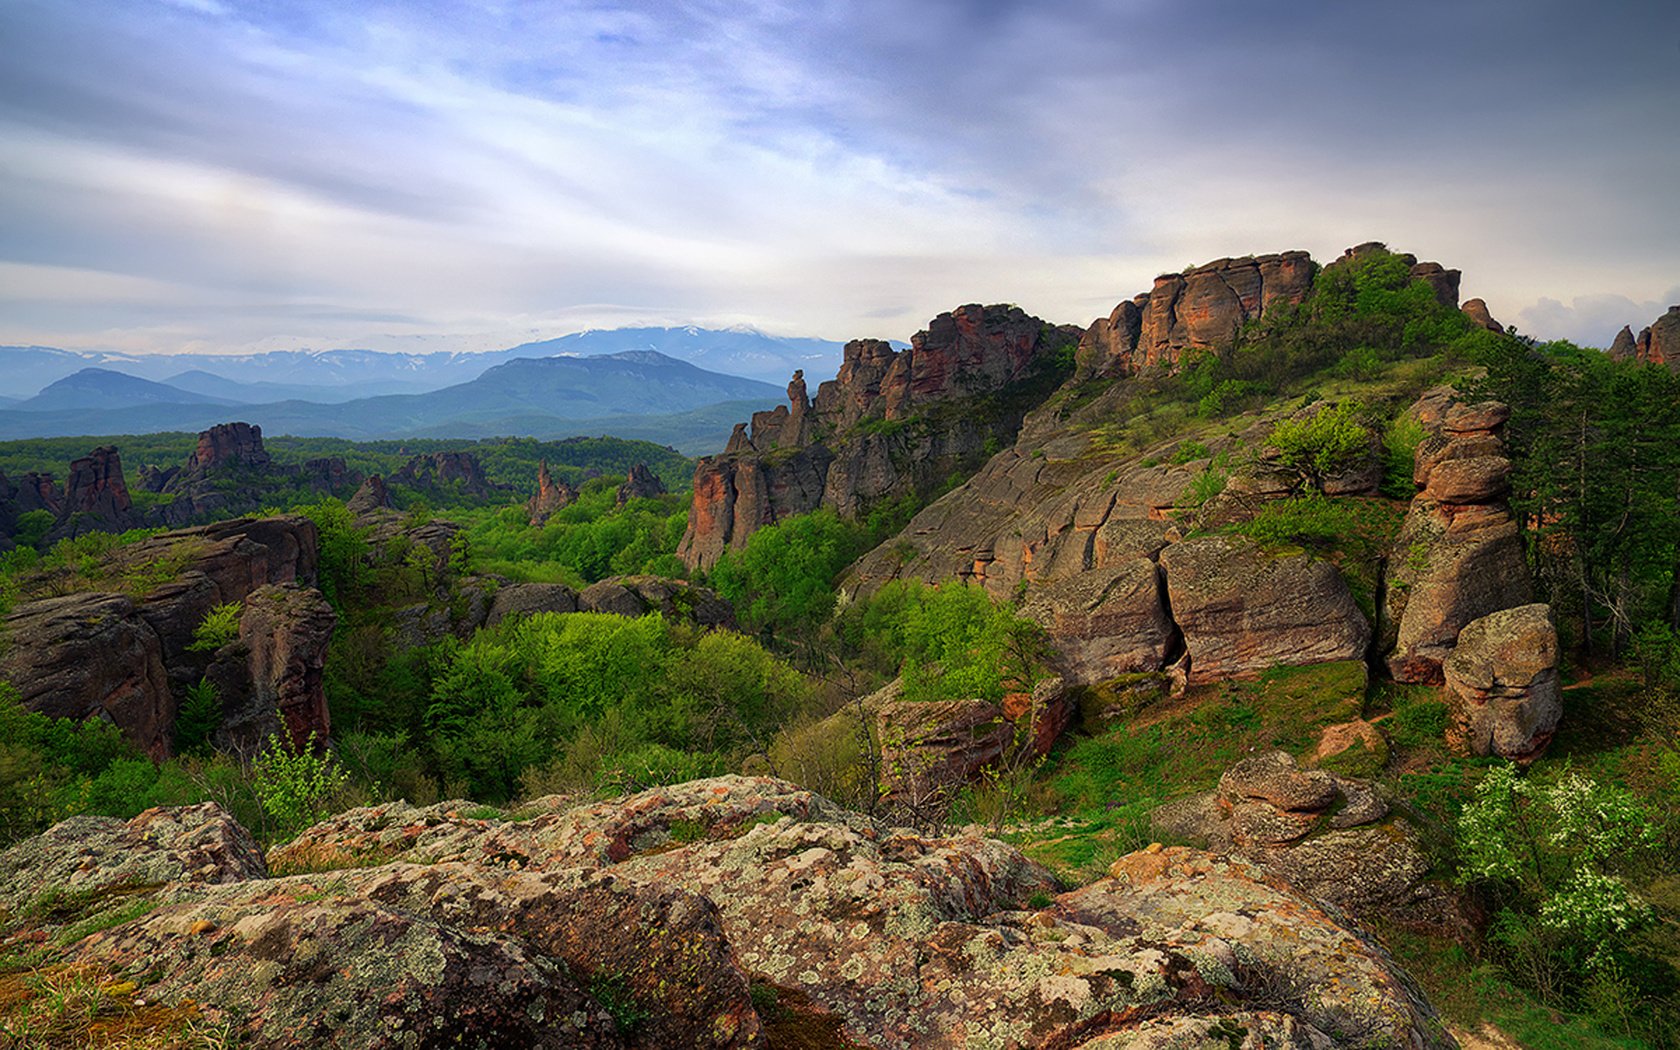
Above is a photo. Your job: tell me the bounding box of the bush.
[187,603,242,653]
[253,731,350,841]
[1265,401,1372,492]
[173,679,220,756]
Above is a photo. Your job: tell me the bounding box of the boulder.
[486,581,581,624]
[1152,752,1459,929]
[346,474,392,517]
[1021,559,1177,684]
[1159,536,1371,685]
[1460,297,1505,333]
[0,802,266,916]
[577,575,737,629]
[7,778,1454,1049]
[1443,603,1561,761]
[875,698,1013,805]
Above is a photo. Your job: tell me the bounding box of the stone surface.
[1158,536,1370,685]
[1609,324,1638,360]
[0,803,266,916]
[346,474,392,517]
[576,575,737,629]
[1383,390,1532,683]
[7,777,1457,1049]
[1460,297,1504,333]
[875,697,1014,805]
[1021,559,1177,685]
[391,451,495,498]
[207,583,336,752]
[487,581,581,624]
[1443,603,1561,761]
[1152,752,1460,929]
[1633,305,1680,371]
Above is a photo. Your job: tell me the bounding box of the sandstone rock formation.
[139,421,360,527]
[1443,602,1561,761]
[678,304,1077,568]
[346,474,392,517]
[1381,389,1532,682]
[1154,751,1459,928]
[1609,324,1638,360]
[1631,305,1680,371]
[616,462,667,504]
[0,445,136,543]
[1020,560,1178,684]
[1,778,1452,1048]
[1,516,322,756]
[205,583,336,752]
[187,421,272,474]
[1460,297,1505,333]
[1159,536,1371,685]
[527,459,578,525]
[1077,252,1315,379]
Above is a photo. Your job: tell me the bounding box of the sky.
[1,0,1677,357]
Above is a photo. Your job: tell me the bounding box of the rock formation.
[526,459,578,525]
[205,583,337,753]
[678,304,1078,568]
[140,421,360,527]
[1381,389,1532,683]
[1,516,322,757]
[391,451,495,498]
[1631,305,1680,371]
[1154,751,1460,928]
[1443,602,1562,761]
[1076,251,1315,379]
[1460,297,1505,333]
[0,778,1455,1048]
[1020,560,1178,684]
[616,462,667,504]
[186,421,272,474]
[0,445,136,543]
[346,474,393,518]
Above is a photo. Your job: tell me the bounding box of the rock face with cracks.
[1443,602,1562,761]
[2,777,1455,1049]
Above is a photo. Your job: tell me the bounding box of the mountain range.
[0,326,851,452]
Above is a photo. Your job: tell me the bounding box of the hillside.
[17,367,235,412]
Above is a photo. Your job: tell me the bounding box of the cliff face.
[677,304,1078,569]
[1633,305,1680,370]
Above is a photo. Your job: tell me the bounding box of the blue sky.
[1,0,1677,355]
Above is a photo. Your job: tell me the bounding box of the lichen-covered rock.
[876,697,1014,804]
[1158,536,1371,685]
[487,581,581,624]
[0,803,265,918]
[1444,603,1561,761]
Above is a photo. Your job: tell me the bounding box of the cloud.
[1517,289,1680,348]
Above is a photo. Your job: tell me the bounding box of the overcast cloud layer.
[1,0,1677,355]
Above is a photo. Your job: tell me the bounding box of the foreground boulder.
[3,778,1454,1048]
[1443,603,1562,761]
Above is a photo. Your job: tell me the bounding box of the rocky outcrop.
[346,474,392,518]
[1609,324,1638,360]
[1632,305,1680,371]
[526,459,578,525]
[58,445,136,533]
[391,451,495,498]
[1460,297,1504,333]
[1159,536,1371,685]
[1077,252,1315,379]
[616,462,667,504]
[1021,560,1178,684]
[575,575,737,628]
[1154,752,1459,929]
[1,516,322,756]
[147,421,359,527]
[678,304,1076,569]
[1382,389,1532,683]
[1443,603,1561,761]
[205,583,336,753]
[3,778,1451,1049]
[876,697,1013,805]
[185,421,272,474]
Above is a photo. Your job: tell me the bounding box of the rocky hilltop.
[0,777,1453,1049]
[1609,304,1680,370]
[678,305,1080,568]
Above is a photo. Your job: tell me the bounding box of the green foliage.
[710,509,876,643]
[1380,413,1426,499]
[1390,698,1450,748]
[296,497,370,607]
[1170,439,1210,464]
[1179,465,1228,509]
[11,510,53,550]
[838,580,1049,703]
[461,483,689,586]
[253,731,350,841]
[187,602,242,653]
[1265,401,1372,492]
[173,679,220,756]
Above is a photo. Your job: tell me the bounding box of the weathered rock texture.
[1,778,1453,1048]
[391,450,497,498]
[678,304,1078,569]
[206,583,337,752]
[1076,252,1315,379]
[1381,389,1532,683]
[141,421,358,527]
[1460,297,1504,333]
[1154,752,1460,929]
[1443,603,1561,761]
[1,516,324,757]
[1021,560,1178,684]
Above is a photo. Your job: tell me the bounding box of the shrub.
[187,602,242,653]
[253,731,349,841]
[1265,401,1372,492]
[173,679,220,756]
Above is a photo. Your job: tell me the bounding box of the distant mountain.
[17,368,234,412]
[504,326,848,384]
[0,326,850,400]
[0,351,779,449]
